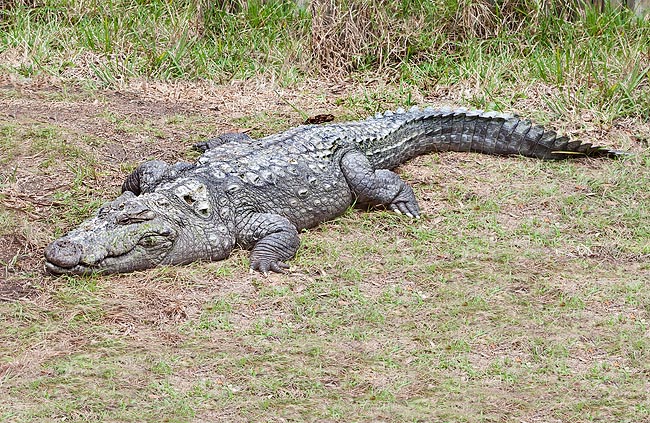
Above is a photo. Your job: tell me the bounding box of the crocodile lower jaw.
[44,260,94,275]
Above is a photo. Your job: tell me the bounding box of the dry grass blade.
[454,0,498,39]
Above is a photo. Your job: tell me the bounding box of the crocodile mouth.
[45,261,91,275]
[44,233,175,275]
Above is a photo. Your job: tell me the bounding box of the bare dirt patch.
[0,234,41,300]
[0,277,35,302]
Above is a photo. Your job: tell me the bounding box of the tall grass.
[0,0,310,83]
[0,0,648,119]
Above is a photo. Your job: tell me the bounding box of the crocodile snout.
[44,239,82,270]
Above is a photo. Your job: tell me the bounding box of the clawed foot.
[389,184,421,218]
[250,259,290,275]
[241,213,299,276]
[389,201,421,218]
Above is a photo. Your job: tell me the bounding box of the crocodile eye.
[98,203,112,216]
[139,234,165,248]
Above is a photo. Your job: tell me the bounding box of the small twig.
[273,90,309,121]
[1,203,41,220]
[3,191,63,207]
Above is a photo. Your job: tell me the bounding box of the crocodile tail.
[440,109,624,159]
[361,107,626,169]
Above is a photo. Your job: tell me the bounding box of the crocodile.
[44,106,623,275]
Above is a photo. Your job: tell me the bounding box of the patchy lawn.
[0,79,648,422]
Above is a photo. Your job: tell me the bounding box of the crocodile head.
[44,190,234,275]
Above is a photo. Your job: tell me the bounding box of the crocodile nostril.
[44,239,82,269]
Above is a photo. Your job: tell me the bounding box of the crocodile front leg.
[237,212,300,274]
[341,150,420,218]
[122,160,193,195]
[194,132,253,152]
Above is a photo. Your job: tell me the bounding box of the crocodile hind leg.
[340,150,421,218]
[236,212,300,274]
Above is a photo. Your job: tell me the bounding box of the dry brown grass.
[454,0,499,39]
[310,0,424,73]
[307,0,591,74]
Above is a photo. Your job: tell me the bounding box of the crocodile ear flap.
[119,191,137,200]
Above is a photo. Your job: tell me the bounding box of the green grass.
[0,0,310,85]
[1,1,648,120]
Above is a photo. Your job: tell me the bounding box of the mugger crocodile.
[44,106,624,275]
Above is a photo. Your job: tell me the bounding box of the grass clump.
[1,1,647,121]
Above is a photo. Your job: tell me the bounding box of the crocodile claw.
[389,201,420,218]
[250,259,290,274]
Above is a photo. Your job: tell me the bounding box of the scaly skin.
[44,107,623,275]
